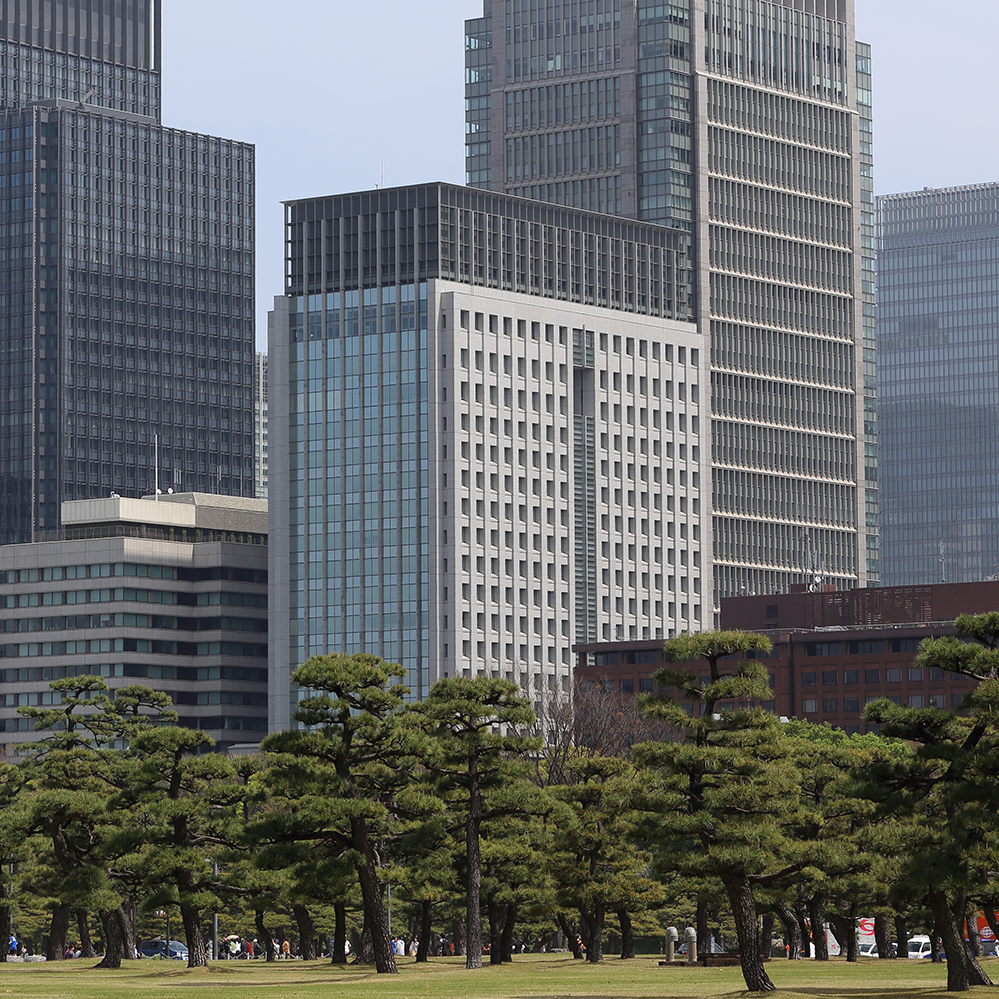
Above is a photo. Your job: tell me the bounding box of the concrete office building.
[575,580,988,734]
[877,184,999,586]
[0,0,256,544]
[268,182,706,728]
[466,0,879,606]
[0,492,268,756]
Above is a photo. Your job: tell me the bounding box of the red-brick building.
[573,582,996,734]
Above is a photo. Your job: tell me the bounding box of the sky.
[159,0,999,350]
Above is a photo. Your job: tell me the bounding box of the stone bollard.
[685,926,698,965]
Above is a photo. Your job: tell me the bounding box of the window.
[844,696,860,713]
[801,671,817,686]
[844,670,858,684]
[864,668,880,683]
[886,668,901,683]
[822,698,838,713]
[822,670,837,685]
[806,642,841,656]
[639,677,654,693]
[620,678,634,694]
[929,667,946,681]
[766,604,778,619]
[802,698,817,714]
[907,667,924,682]
[908,694,924,708]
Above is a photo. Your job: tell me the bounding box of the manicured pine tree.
[415,677,541,970]
[635,630,810,993]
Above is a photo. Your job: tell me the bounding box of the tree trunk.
[776,901,802,959]
[794,898,811,957]
[557,912,584,959]
[487,894,503,966]
[75,911,95,958]
[983,908,999,944]
[46,906,70,961]
[929,889,993,991]
[760,912,775,959]
[179,902,207,968]
[696,898,710,953]
[95,909,125,969]
[332,902,347,964]
[352,829,397,974]
[293,905,316,961]
[931,922,944,963]
[724,874,776,992]
[617,908,635,960]
[829,911,858,962]
[356,917,374,964]
[966,905,982,957]
[894,914,908,959]
[874,914,896,959]
[500,901,517,963]
[254,911,275,963]
[586,903,605,964]
[116,905,136,960]
[0,904,7,963]
[416,901,432,963]
[809,895,828,960]
[451,916,464,956]
[465,779,483,970]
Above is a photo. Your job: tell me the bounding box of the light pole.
[212,860,218,962]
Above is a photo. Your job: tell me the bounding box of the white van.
[908,935,932,959]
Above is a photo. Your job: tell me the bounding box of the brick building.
[574,582,994,733]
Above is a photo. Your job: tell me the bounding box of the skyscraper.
[877,184,999,586]
[466,0,878,607]
[269,182,704,727]
[0,0,256,544]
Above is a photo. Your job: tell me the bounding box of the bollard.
[685,926,698,965]
[666,926,678,963]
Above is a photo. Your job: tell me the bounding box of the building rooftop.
[52,493,269,541]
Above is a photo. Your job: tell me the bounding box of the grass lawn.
[0,953,993,999]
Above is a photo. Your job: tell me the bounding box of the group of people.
[391,937,419,957]
[223,936,295,959]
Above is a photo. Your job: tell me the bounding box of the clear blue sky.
[158,0,999,350]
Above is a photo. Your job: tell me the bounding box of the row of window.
[0,640,267,659]
[802,693,964,714]
[2,588,267,609]
[0,614,266,635]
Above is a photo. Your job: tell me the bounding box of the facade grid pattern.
[466,0,871,612]
[0,0,256,543]
[877,183,999,586]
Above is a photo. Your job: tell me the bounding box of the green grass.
[0,953,993,999]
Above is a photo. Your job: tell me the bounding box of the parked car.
[138,938,189,960]
[907,935,944,960]
[859,942,878,957]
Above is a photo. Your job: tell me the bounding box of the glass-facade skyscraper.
[877,184,999,586]
[466,0,878,607]
[0,0,256,544]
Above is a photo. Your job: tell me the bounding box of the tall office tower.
[0,1,256,544]
[877,184,999,586]
[466,0,877,607]
[254,352,268,498]
[269,183,705,728]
